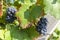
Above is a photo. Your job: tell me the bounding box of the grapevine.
[0,0,59,40]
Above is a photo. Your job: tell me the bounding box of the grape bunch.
[6,7,17,23]
[36,17,48,35]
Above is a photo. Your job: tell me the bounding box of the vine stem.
[0,0,3,17]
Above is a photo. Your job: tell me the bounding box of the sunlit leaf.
[53,32,58,37]
[0,30,4,40]
[44,0,60,19]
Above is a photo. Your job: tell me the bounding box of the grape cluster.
[36,17,48,35]
[6,7,17,23]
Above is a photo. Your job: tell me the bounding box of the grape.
[36,17,48,35]
[6,7,17,23]
[7,7,12,12]
[44,28,47,31]
[41,29,47,35]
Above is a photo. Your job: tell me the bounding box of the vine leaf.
[44,0,60,19]
[4,24,39,40]
[6,0,15,5]
[52,0,57,4]
[16,0,37,29]
[0,30,4,40]
[16,0,43,29]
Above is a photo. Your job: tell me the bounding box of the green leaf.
[44,0,60,19]
[4,24,39,40]
[30,5,42,21]
[4,24,12,40]
[5,31,11,40]
[18,0,37,5]
[52,0,57,4]
[6,0,15,4]
[16,4,30,28]
[53,32,58,37]
[0,30,4,40]
[16,1,42,28]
